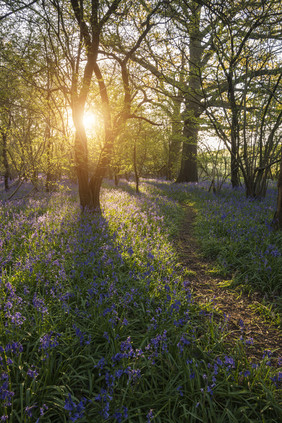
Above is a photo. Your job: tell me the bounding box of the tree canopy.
[0,0,281,207]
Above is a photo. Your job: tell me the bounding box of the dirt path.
[176,205,281,365]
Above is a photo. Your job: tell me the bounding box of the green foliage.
[169,181,282,308]
[0,181,281,421]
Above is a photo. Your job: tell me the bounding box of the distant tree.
[126,0,223,183]
[202,0,281,188]
[198,139,230,193]
[111,114,167,186]
[124,1,199,183]
[0,13,71,193]
[0,34,23,190]
[0,70,12,191]
[204,0,282,196]
[145,0,282,187]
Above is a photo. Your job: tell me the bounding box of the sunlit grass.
[0,180,281,422]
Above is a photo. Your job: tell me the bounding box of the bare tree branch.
[0,0,38,21]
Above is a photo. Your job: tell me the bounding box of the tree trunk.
[274,149,282,229]
[75,129,90,209]
[89,173,102,212]
[254,170,268,199]
[133,141,139,193]
[2,129,10,191]
[45,60,54,192]
[1,111,11,191]
[228,68,240,188]
[167,99,182,180]
[230,137,240,188]
[177,116,199,182]
[72,102,91,209]
[89,132,115,211]
[176,3,202,183]
[45,110,53,192]
[114,173,119,186]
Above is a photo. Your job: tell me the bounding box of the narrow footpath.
[176,205,281,366]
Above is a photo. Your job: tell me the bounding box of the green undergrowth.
[0,180,281,422]
[149,180,282,316]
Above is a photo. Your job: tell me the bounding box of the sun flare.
[83,111,98,133]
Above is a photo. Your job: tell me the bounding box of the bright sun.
[83,111,98,132]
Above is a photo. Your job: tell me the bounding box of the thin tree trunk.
[230,136,240,188]
[1,110,12,191]
[133,141,139,193]
[227,67,240,188]
[45,110,53,192]
[167,99,182,180]
[274,149,282,229]
[45,59,53,192]
[2,129,10,191]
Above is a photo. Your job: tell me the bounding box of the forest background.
[0,1,282,422]
[1,0,281,214]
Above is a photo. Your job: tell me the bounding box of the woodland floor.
[176,205,282,366]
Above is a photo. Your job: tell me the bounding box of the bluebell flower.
[27,366,38,379]
[216,357,223,366]
[0,377,14,406]
[40,404,48,416]
[103,332,110,343]
[123,406,128,418]
[224,356,235,368]
[5,342,23,355]
[115,369,124,379]
[64,394,87,422]
[207,385,214,395]
[127,247,134,256]
[270,372,282,387]
[177,385,184,396]
[147,409,154,422]
[262,350,272,359]
[25,405,37,417]
[113,410,123,422]
[238,319,244,328]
